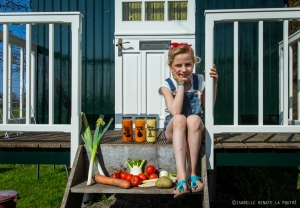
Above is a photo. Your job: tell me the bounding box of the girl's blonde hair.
[168,44,201,66]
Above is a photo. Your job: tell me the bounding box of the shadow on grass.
[0,167,14,174]
[86,193,203,208]
[211,166,300,207]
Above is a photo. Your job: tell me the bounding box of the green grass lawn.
[0,164,69,208]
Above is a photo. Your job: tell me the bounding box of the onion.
[159,170,169,177]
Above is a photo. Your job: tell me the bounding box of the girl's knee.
[187,115,203,130]
[172,114,187,128]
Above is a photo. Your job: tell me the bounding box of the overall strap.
[192,74,199,91]
[165,78,176,92]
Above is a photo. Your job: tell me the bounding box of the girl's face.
[170,53,194,82]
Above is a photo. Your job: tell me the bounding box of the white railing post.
[234,21,239,126]
[20,48,24,118]
[205,16,215,170]
[30,51,36,120]
[279,48,284,124]
[8,43,12,119]
[289,45,293,119]
[49,24,54,125]
[25,24,32,124]
[258,21,263,125]
[70,16,82,167]
[283,20,289,125]
[3,24,9,124]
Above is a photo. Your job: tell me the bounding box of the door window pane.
[122,2,142,21]
[145,2,164,21]
[168,1,188,20]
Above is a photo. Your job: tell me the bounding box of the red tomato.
[115,169,122,174]
[138,172,148,181]
[111,172,121,179]
[120,172,128,180]
[144,172,150,178]
[145,165,155,175]
[131,175,141,187]
[125,174,133,183]
[148,173,158,179]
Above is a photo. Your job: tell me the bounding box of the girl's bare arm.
[161,86,184,116]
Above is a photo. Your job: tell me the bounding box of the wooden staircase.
[61,131,209,208]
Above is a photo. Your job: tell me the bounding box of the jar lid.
[147,117,157,119]
[122,117,132,119]
[135,117,145,119]
[0,190,18,203]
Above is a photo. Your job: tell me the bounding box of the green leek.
[81,112,113,185]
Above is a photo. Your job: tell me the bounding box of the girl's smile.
[170,53,194,81]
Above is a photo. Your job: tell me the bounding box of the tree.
[0,0,31,12]
[0,0,31,74]
[0,0,31,112]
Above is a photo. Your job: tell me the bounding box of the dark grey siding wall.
[32,0,284,126]
[32,0,115,126]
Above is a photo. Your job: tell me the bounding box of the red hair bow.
[169,42,192,48]
[168,42,192,53]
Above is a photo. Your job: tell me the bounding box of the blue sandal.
[188,176,204,193]
[174,179,190,199]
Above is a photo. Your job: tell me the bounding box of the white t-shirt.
[158,74,205,114]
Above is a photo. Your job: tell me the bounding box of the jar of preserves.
[135,117,146,142]
[146,117,157,142]
[122,117,133,142]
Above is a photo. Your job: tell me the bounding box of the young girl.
[158,42,218,198]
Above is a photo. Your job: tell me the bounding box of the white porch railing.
[0,30,37,138]
[205,8,300,170]
[0,12,82,167]
[278,29,300,124]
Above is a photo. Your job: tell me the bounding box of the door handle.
[116,38,130,56]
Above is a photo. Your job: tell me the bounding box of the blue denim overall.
[163,74,202,133]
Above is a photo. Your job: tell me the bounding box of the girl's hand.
[205,64,218,85]
[171,70,185,84]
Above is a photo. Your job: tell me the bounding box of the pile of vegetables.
[106,162,176,188]
[107,158,152,187]
[138,170,177,188]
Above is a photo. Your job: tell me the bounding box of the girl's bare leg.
[165,114,188,194]
[186,115,204,191]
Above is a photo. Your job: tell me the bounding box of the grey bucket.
[0,190,19,208]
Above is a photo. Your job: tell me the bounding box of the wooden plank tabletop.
[71,180,182,195]
[0,130,300,149]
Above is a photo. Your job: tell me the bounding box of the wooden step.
[71,180,177,194]
[61,132,209,208]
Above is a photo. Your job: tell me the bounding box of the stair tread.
[71,179,203,195]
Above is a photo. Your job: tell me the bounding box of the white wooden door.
[115,0,195,129]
